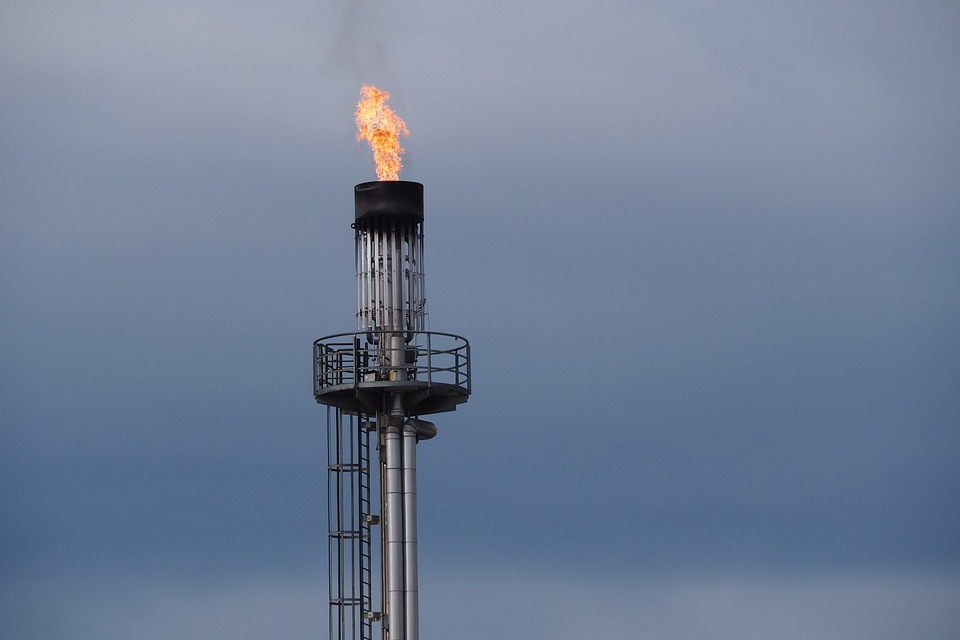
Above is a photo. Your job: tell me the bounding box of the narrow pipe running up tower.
[314,181,471,640]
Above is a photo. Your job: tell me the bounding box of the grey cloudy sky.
[2,0,959,638]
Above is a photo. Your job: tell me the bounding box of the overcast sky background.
[2,0,959,638]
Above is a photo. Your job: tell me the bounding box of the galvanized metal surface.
[355,217,425,336]
[383,412,405,640]
[401,421,419,640]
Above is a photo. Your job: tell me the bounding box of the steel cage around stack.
[354,181,426,340]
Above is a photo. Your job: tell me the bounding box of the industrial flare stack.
[314,180,471,640]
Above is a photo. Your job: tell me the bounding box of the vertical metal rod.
[393,223,401,330]
[381,223,389,331]
[401,421,419,640]
[364,229,372,331]
[377,229,385,332]
[382,225,387,329]
[416,227,422,330]
[341,416,346,640]
[349,413,356,634]
[404,227,411,333]
[373,230,379,331]
[327,407,335,640]
[367,229,372,330]
[378,413,388,640]
[383,398,405,640]
[358,229,364,330]
[356,228,362,329]
[388,222,395,330]
[388,223,396,331]
[368,229,374,331]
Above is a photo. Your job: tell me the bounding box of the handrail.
[313,330,471,397]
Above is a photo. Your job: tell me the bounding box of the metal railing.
[313,330,471,396]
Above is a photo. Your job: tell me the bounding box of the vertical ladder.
[328,407,377,640]
[327,408,362,640]
[358,416,375,640]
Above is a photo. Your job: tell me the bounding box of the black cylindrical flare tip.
[354,181,424,225]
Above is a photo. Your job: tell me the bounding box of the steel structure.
[314,181,471,640]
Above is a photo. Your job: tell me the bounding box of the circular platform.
[313,330,471,416]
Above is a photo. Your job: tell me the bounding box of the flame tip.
[355,83,408,181]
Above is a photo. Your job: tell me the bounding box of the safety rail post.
[352,336,359,391]
[426,332,433,389]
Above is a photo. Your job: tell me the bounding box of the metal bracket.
[364,514,380,525]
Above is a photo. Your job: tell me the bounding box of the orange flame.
[355,84,409,181]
